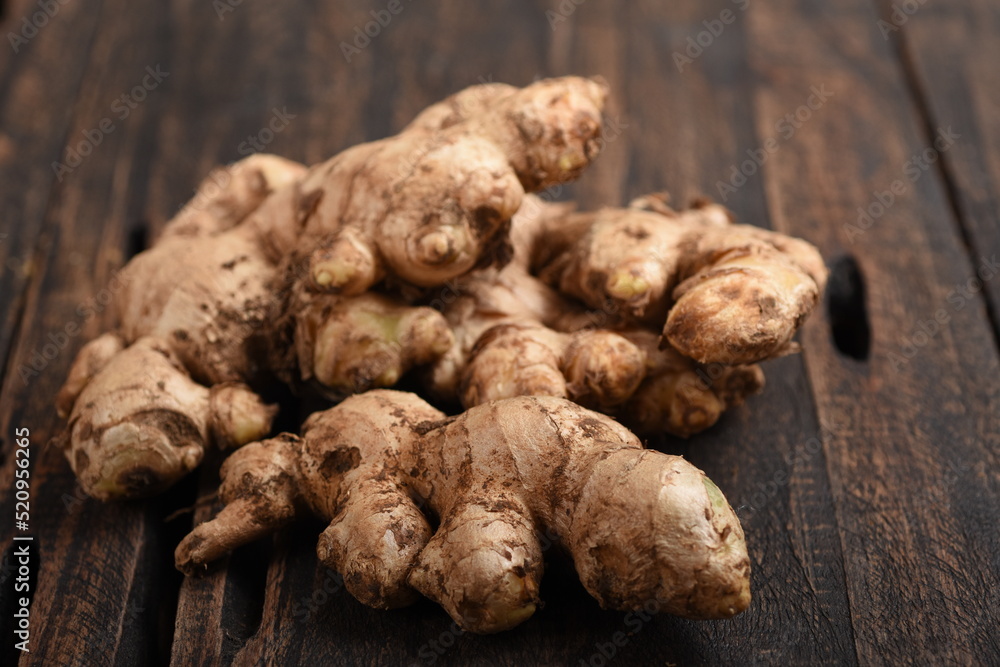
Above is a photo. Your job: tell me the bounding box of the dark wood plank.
[0,1,181,664]
[0,0,104,409]
[608,2,857,663]
[0,1,106,663]
[545,0,629,210]
[154,1,390,662]
[6,0,995,664]
[741,0,1000,663]
[890,0,1000,341]
[171,1,856,665]
[170,451,270,667]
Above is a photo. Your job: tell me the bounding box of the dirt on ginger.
[536,192,828,365]
[56,77,609,500]
[175,390,751,634]
[425,192,818,437]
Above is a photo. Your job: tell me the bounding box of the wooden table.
[1,0,998,664]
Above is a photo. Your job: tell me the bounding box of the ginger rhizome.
[270,76,608,387]
[57,77,610,500]
[175,390,750,633]
[57,157,301,500]
[285,77,608,294]
[425,192,821,437]
[51,74,840,635]
[57,336,276,499]
[535,193,828,364]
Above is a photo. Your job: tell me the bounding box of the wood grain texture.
[0,1,179,665]
[171,1,855,665]
[0,0,104,414]
[890,0,1000,341]
[743,0,1000,662]
[170,451,270,667]
[0,0,997,665]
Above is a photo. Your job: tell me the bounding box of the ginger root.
[57,157,300,499]
[57,77,609,499]
[175,390,750,633]
[424,255,649,413]
[283,77,608,294]
[58,336,275,500]
[425,194,781,436]
[535,193,828,365]
[268,75,607,379]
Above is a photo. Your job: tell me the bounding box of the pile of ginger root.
[54,76,827,633]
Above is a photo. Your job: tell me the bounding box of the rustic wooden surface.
[1,0,998,664]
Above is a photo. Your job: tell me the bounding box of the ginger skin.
[536,193,828,365]
[267,76,607,379]
[175,390,751,633]
[283,77,609,295]
[619,330,764,438]
[57,77,609,500]
[426,194,771,436]
[58,158,301,500]
[59,336,275,500]
[425,256,649,413]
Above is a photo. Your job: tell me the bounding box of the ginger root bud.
[296,293,454,395]
[62,338,213,500]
